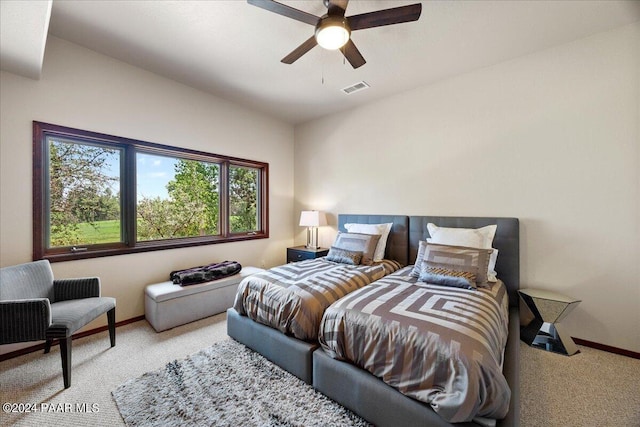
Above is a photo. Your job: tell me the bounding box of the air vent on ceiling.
[341,81,370,95]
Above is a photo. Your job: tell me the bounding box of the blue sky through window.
[136,153,176,199]
[105,152,176,200]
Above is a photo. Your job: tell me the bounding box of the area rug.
[112,339,370,427]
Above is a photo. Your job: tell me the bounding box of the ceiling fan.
[247,0,422,69]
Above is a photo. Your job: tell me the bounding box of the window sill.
[40,233,269,263]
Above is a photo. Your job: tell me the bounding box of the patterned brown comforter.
[233,258,402,341]
[319,266,510,423]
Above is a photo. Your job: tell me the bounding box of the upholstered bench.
[145,266,264,332]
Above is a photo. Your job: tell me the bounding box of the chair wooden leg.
[60,337,72,389]
[44,339,52,354]
[107,308,116,347]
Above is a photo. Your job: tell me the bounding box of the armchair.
[0,260,116,388]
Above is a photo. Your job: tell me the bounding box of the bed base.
[226,308,318,384]
[312,306,520,427]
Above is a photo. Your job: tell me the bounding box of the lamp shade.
[299,211,327,227]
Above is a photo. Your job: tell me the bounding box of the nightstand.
[518,288,581,356]
[287,246,329,263]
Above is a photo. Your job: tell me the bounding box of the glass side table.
[518,288,581,356]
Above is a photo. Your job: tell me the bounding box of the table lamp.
[299,211,327,249]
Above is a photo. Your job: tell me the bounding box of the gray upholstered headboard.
[409,216,520,307]
[338,214,409,266]
[335,215,519,306]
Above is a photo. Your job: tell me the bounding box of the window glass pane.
[229,165,259,233]
[47,137,121,247]
[136,153,220,241]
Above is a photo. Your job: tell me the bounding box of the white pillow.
[344,223,393,261]
[487,249,498,282]
[427,223,497,249]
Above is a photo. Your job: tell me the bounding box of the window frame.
[33,121,269,262]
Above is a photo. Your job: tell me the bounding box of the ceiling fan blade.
[348,3,422,31]
[247,0,319,26]
[281,36,318,64]
[327,0,349,16]
[341,39,366,69]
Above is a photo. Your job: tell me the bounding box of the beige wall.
[0,37,294,354]
[294,24,640,352]
[2,25,638,354]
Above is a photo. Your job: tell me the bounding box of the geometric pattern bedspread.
[319,266,511,423]
[233,258,402,341]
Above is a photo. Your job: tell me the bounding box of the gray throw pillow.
[326,247,363,265]
[420,243,493,288]
[332,232,381,265]
[418,271,476,290]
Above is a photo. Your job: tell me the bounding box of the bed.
[233,258,402,341]
[227,214,410,384]
[312,216,520,427]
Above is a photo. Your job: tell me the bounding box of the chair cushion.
[46,297,116,339]
[0,260,54,301]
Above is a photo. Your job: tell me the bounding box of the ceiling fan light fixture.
[315,17,350,50]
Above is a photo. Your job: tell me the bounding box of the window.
[33,122,268,262]
[136,153,221,241]
[229,165,259,233]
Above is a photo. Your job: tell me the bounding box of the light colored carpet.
[1,312,639,426]
[112,339,368,426]
[519,341,640,427]
[1,313,229,427]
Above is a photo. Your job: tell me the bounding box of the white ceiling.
[0,0,51,79]
[2,0,639,124]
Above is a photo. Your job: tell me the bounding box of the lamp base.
[305,227,321,250]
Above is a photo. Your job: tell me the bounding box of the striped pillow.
[332,232,381,265]
[344,223,393,261]
[419,243,493,288]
